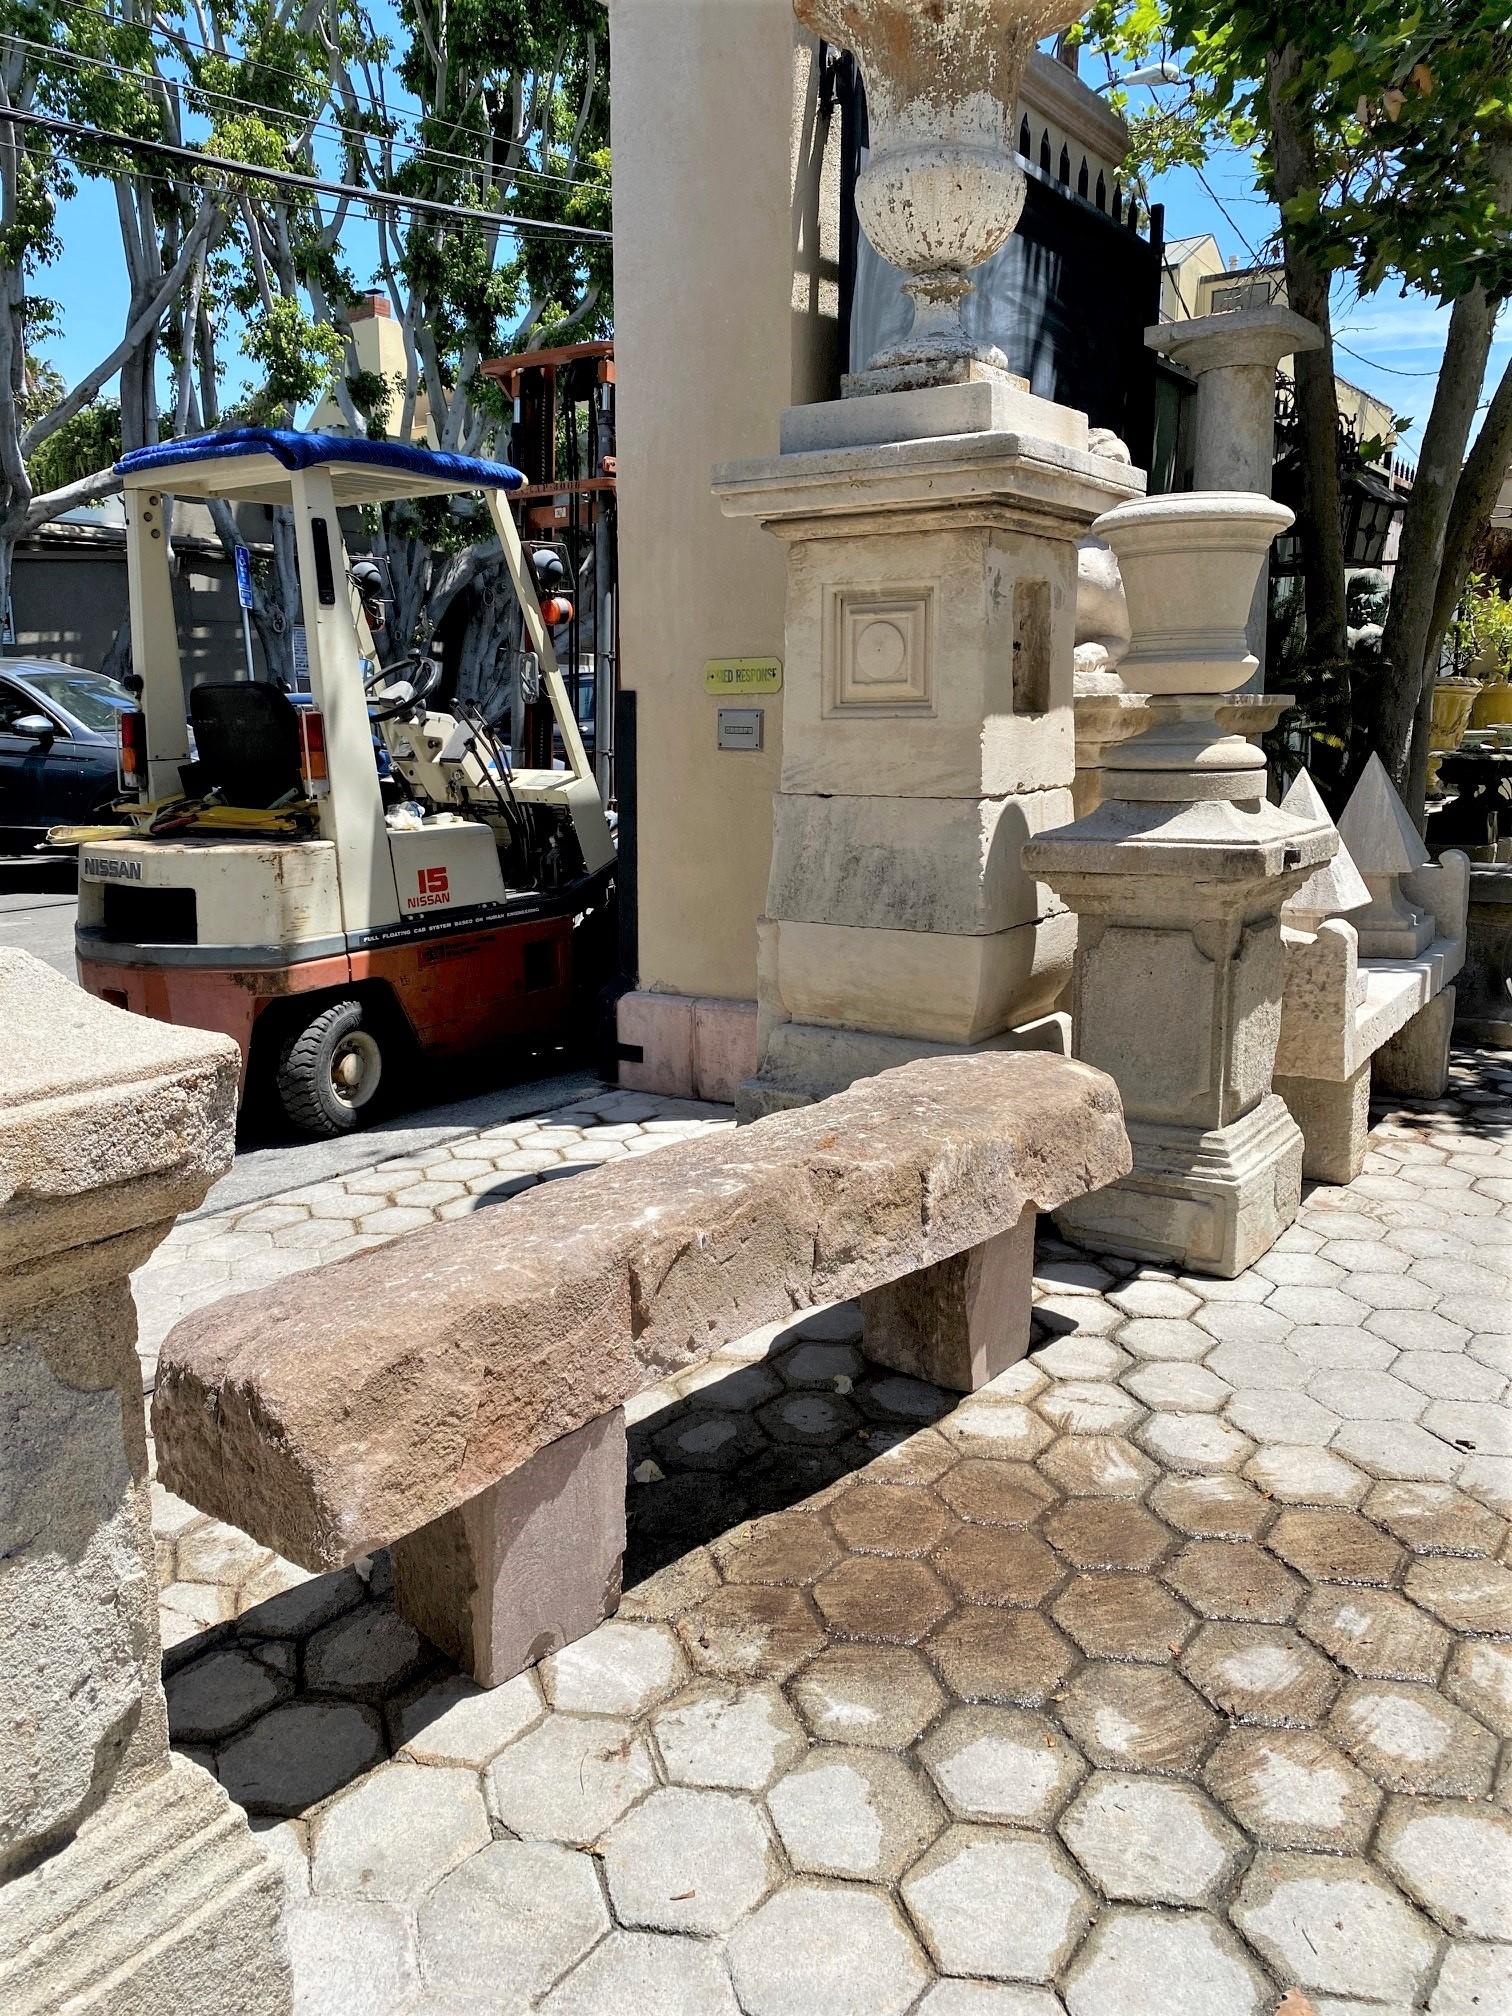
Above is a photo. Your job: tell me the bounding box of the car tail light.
[118,708,146,793]
[298,709,330,795]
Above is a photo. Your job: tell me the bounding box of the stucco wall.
[610,0,839,1005]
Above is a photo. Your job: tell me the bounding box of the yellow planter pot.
[1470,682,1512,729]
[1430,678,1481,752]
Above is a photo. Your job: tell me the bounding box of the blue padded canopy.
[116,427,525,506]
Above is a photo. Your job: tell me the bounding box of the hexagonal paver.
[1109,1277,1202,1320]
[1224,1388,1344,1447]
[1063,1906,1270,2016]
[1331,1418,1463,1481]
[933,1527,1063,1608]
[303,1604,427,1700]
[1299,1586,1451,1683]
[1264,1506,1405,1587]
[1032,1333,1131,1381]
[1284,1322,1397,1372]
[766,1747,942,1880]
[311,1763,489,1903]
[917,1706,1086,1826]
[1051,1573,1195,1663]
[938,1397,1056,1462]
[790,1642,945,1748]
[485,1714,656,1843]
[916,1987,1065,2016]
[1329,1679,1499,1796]
[1116,1318,1215,1362]
[1058,1772,1244,1905]
[218,1699,384,1815]
[1121,1361,1231,1414]
[1445,1638,1512,1737]
[1036,1380,1145,1437]
[727,1882,929,2016]
[678,1586,825,1681]
[650,1682,804,1791]
[653,1407,766,1471]
[1149,1473,1273,1541]
[1182,1622,1339,1727]
[1365,1480,1506,1557]
[1309,1368,1427,1422]
[415,1839,607,2002]
[1043,1498,1173,1571]
[1428,1941,1512,2016]
[1055,1663,1219,1775]
[1243,1444,1368,1507]
[539,1930,740,2016]
[1395,1350,1507,1401]
[712,1512,842,1587]
[780,1338,864,1387]
[828,1484,951,1557]
[927,1609,1076,1707]
[541,1621,685,1717]
[1232,1852,1441,2004]
[1163,1540,1303,1622]
[863,1374,953,1425]
[1405,1556,1512,1634]
[166,1647,291,1743]
[859,1425,959,1488]
[601,1785,775,1934]
[1196,1302,1297,1348]
[813,1556,952,1645]
[1037,1435,1157,1499]
[1202,1726,1381,1851]
[1138,1413,1254,1475]
[1377,1797,1512,1940]
[938,1459,1058,1526]
[902,1825,1094,1982]
[395,1672,544,1767]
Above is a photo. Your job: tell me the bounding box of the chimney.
[348,293,390,322]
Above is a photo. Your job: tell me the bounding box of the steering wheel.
[366,653,444,723]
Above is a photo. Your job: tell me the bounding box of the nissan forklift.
[66,427,615,1136]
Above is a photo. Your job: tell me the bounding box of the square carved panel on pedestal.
[824,586,935,717]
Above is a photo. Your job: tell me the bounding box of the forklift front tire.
[274,998,385,1137]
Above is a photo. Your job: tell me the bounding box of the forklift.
[65,428,614,1136]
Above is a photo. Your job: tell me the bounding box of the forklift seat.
[188,681,304,807]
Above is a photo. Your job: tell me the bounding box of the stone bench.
[1275,851,1469,1183]
[152,1052,1129,1686]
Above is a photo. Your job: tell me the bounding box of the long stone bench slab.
[152,1052,1129,1684]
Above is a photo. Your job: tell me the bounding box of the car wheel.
[274,998,384,1137]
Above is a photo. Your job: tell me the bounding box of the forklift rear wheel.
[275,999,384,1137]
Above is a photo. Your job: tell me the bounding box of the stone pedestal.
[0,950,290,2012]
[861,1204,1036,1392]
[1147,305,1322,679]
[1458,864,1512,1045]
[1024,495,1335,1276]
[391,1410,627,1687]
[714,378,1142,1115]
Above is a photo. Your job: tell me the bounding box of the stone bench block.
[861,1204,1036,1392]
[153,1052,1129,1687]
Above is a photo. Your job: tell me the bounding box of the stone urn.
[1092,492,1295,800]
[1428,675,1482,792]
[795,0,1083,387]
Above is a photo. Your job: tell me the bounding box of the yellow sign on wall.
[705,657,783,695]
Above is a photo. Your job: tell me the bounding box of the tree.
[1082,0,1512,820]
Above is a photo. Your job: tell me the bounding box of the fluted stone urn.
[796,0,1084,390]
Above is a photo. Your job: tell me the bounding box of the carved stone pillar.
[0,952,291,2015]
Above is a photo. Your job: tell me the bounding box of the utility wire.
[4,26,607,195]
[0,102,612,239]
[38,0,601,192]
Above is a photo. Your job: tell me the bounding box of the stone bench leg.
[859,1204,1036,1393]
[1374,987,1454,1100]
[391,1410,627,1687]
[1274,1063,1371,1185]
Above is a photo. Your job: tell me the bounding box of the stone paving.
[139,1052,1512,2015]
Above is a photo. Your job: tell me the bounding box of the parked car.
[0,660,135,851]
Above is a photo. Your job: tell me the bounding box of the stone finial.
[1337,754,1434,957]
[1280,768,1371,934]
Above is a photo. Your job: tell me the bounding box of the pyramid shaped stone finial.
[1335,754,1433,956]
[1280,768,1371,932]
[1337,753,1430,876]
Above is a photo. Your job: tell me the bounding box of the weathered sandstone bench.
[152,1053,1129,1686]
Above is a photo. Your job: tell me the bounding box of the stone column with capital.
[1024,495,1337,1277]
[0,952,292,2016]
[1147,303,1323,683]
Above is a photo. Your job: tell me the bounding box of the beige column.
[0,951,291,2016]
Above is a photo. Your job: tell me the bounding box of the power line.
[38,0,601,193]
[3,27,607,196]
[0,102,612,239]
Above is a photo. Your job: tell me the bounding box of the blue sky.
[40,67,1507,462]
